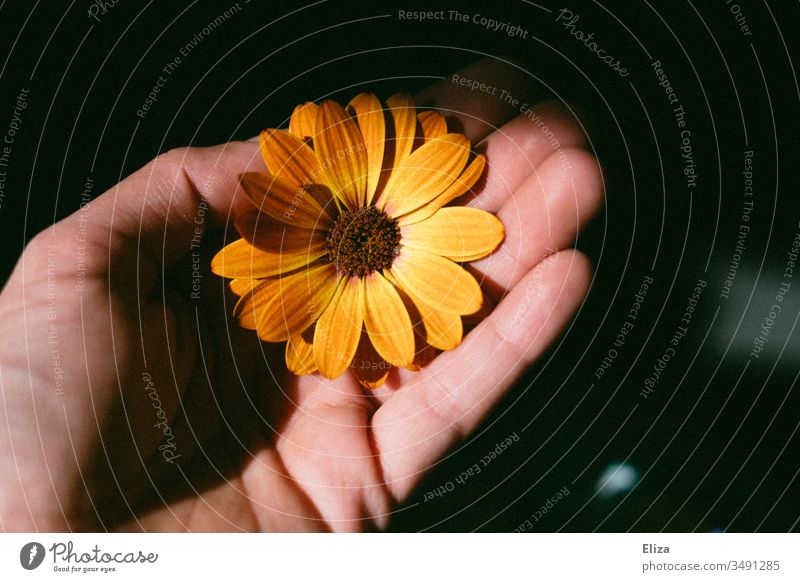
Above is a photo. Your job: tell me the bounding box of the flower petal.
[363,272,415,367]
[232,279,267,329]
[385,271,463,351]
[418,110,447,141]
[236,211,326,256]
[240,263,338,342]
[229,278,259,297]
[433,153,487,208]
[314,277,364,378]
[289,102,318,140]
[377,133,470,218]
[414,300,463,350]
[389,248,483,315]
[352,332,390,389]
[211,235,323,279]
[387,93,416,167]
[286,330,317,374]
[401,207,504,262]
[348,93,386,206]
[240,172,332,229]
[260,129,327,188]
[314,100,368,209]
[398,154,486,226]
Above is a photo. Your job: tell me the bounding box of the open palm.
[0,59,602,532]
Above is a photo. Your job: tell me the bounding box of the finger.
[472,147,604,299]
[273,374,391,531]
[465,100,590,213]
[415,57,538,143]
[54,142,264,289]
[373,249,592,500]
[118,446,327,532]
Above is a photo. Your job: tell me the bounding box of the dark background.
[1,0,798,531]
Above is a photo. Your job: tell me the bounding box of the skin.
[0,59,603,532]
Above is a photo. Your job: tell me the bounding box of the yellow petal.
[389,248,483,315]
[398,154,486,226]
[348,93,386,206]
[259,129,328,189]
[387,93,416,168]
[314,277,364,378]
[233,279,267,330]
[363,272,415,367]
[240,263,338,342]
[418,110,447,141]
[434,153,486,208]
[236,211,327,256]
[415,301,463,350]
[211,234,324,279]
[386,271,463,351]
[314,100,368,209]
[377,133,470,218]
[286,330,317,374]
[289,102,318,140]
[352,332,390,389]
[233,279,274,329]
[240,172,332,229]
[401,207,504,262]
[229,278,259,296]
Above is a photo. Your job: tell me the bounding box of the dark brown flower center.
[325,206,401,278]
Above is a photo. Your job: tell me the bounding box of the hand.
[0,58,602,532]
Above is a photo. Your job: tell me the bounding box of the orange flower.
[211,93,504,388]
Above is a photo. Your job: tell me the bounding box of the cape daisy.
[211,93,504,388]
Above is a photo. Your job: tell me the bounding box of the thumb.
[53,142,264,293]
